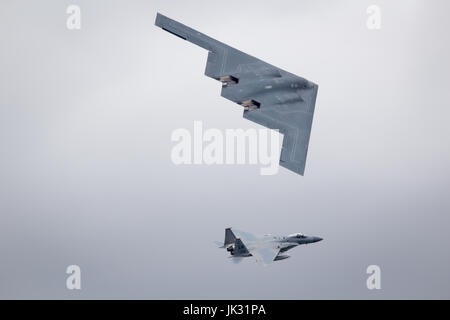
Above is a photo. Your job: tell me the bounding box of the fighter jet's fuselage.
[261,233,322,253]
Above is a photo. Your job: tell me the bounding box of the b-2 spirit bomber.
[155,13,318,175]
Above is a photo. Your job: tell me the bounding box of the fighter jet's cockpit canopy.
[288,233,306,238]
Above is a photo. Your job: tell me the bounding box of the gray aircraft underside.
[155,13,319,175]
[215,228,323,265]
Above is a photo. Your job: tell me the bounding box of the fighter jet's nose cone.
[314,237,323,243]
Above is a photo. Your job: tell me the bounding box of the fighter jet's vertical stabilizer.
[224,228,236,247]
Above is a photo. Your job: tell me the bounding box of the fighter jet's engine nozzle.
[274,255,290,261]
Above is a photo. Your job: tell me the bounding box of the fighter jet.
[216,228,323,265]
[155,13,319,175]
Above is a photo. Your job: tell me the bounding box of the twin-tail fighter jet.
[216,228,323,265]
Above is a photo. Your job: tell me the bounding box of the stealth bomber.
[155,13,319,175]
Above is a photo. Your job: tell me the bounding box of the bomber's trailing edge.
[155,13,318,175]
[215,228,323,265]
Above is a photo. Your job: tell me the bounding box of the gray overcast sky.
[1,0,449,299]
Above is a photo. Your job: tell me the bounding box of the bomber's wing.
[155,13,318,175]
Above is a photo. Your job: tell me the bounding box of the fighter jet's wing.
[231,229,279,264]
[251,247,281,265]
[155,13,318,175]
[231,229,259,242]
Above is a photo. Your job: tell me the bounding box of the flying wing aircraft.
[216,228,323,265]
[155,13,319,175]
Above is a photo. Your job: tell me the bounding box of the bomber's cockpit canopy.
[288,233,306,239]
